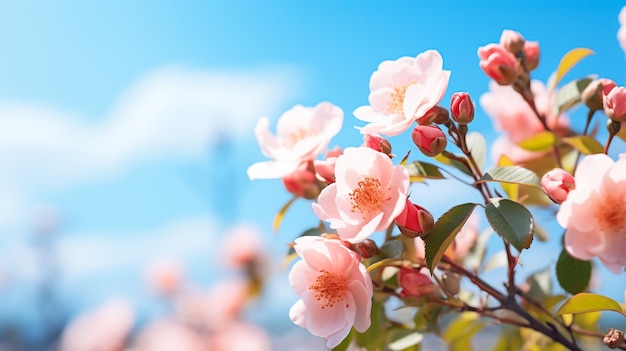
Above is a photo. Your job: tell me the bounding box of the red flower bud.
[395,199,435,238]
[477,44,520,85]
[541,168,575,204]
[282,164,320,199]
[363,133,392,156]
[417,105,450,125]
[450,92,474,125]
[412,125,447,157]
[397,267,438,298]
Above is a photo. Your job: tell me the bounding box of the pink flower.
[211,322,271,351]
[541,168,575,204]
[354,50,451,136]
[312,147,410,243]
[133,319,206,351]
[450,92,474,125]
[556,153,626,273]
[618,7,626,56]
[604,85,626,122]
[411,125,447,157]
[480,80,569,164]
[477,44,520,85]
[314,147,342,184]
[145,259,185,297]
[247,102,343,179]
[288,236,373,348]
[59,299,134,351]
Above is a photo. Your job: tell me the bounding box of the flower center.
[595,195,626,234]
[386,84,410,114]
[285,128,314,148]
[349,177,384,216]
[309,270,348,309]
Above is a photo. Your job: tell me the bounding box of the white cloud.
[0,65,300,226]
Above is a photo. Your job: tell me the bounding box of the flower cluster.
[249,21,626,351]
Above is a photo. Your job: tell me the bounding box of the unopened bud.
[582,79,616,111]
[395,199,435,238]
[603,328,624,349]
[418,105,450,125]
[282,164,320,199]
[441,272,461,295]
[541,168,575,204]
[450,92,474,125]
[500,29,526,55]
[604,85,626,122]
[477,44,520,86]
[412,125,447,157]
[523,41,540,71]
[363,133,392,156]
[351,239,379,259]
[397,267,438,298]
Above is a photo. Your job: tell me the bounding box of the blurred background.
[0,1,625,350]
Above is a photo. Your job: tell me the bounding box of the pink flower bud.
[450,92,474,125]
[417,105,450,125]
[499,29,526,54]
[313,147,342,184]
[397,267,438,298]
[411,125,447,157]
[350,239,380,258]
[477,44,520,85]
[603,328,624,349]
[541,168,575,204]
[395,199,435,238]
[282,164,320,199]
[363,133,392,156]
[603,85,626,122]
[582,78,616,111]
[523,41,540,71]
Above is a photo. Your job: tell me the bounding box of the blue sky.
[0,0,625,347]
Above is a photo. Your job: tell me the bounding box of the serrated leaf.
[518,131,556,152]
[273,195,298,233]
[406,161,445,180]
[424,203,478,272]
[556,249,591,295]
[548,48,595,92]
[434,152,472,176]
[555,293,625,317]
[562,136,603,155]
[388,331,424,351]
[554,77,594,114]
[485,198,534,251]
[481,166,541,187]
[466,132,486,173]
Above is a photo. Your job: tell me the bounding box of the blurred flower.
[220,224,267,271]
[523,41,540,71]
[247,102,343,179]
[145,259,184,297]
[618,6,626,56]
[582,78,616,111]
[289,236,372,348]
[477,44,520,85]
[450,92,474,125]
[313,147,342,184]
[354,50,451,136]
[557,153,626,273]
[480,80,569,164]
[211,322,271,351]
[499,29,525,54]
[604,85,626,122]
[59,299,134,351]
[397,267,438,297]
[541,168,575,204]
[411,125,447,157]
[132,319,206,351]
[312,147,409,243]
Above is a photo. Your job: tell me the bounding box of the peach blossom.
[557,153,626,273]
[354,50,450,136]
[289,236,373,348]
[480,80,569,164]
[312,146,410,243]
[59,299,134,351]
[247,102,343,179]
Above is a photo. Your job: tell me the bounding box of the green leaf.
[485,198,534,251]
[273,195,298,233]
[481,166,541,187]
[555,293,625,317]
[466,132,486,173]
[554,77,594,114]
[380,240,404,259]
[424,203,478,272]
[388,330,424,351]
[548,48,595,92]
[562,136,604,155]
[406,161,445,180]
[434,152,472,176]
[556,249,591,295]
[518,131,556,152]
[355,299,386,350]
[443,312,484,351]
[526,267,552,302]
